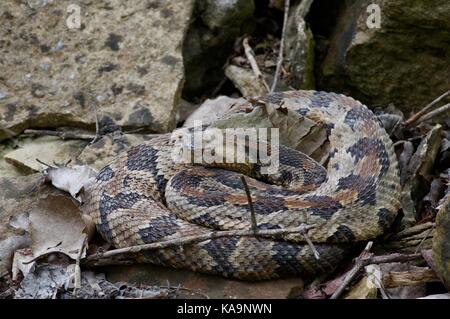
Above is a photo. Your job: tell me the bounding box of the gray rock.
[0,142,23,178]
[201,0,255,31]
[3,136,87,173]
[318,0,450,112]
[0,0,194,141]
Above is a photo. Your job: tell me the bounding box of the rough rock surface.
[0,0,193,141]
[4,136,87,173]
[0,142,23,177]
[318,0,450,111]
[182,0,255,97]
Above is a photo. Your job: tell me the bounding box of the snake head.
[170,124,246,166]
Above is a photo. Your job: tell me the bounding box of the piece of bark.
[382,268,440,288]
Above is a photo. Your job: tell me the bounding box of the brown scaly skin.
[83,91,401,280]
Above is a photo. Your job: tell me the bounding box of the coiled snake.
[83,91,401,280]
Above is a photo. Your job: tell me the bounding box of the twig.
[368,252,422,264]
[404,89,450,126]
[270,0,290,93]
[240,175,258,236]
[296,0,314,17]
[84,225,314,265]
[240,174,318,257]
[415,103,450,125]
[330,241,373,299]
[330,249,424,299]
[242,38,270,92]
[415,226,435,253]
[35,158,58,169]
[23,129,95,141]
[72,234,88,296]
[91,104,101,144]
[301,230,320,260]
[0,124,18,140]
[304,251,423,298]
[392,222,434,239]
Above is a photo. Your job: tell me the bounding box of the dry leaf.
[29,195,87,261]
[344,276,378,299]
[408,124,442,182]
[15,264,68,299]
[377,113,403,136]
[0,235,31,278]
[380,263,427,299]
[12,248,35,280]
[43,165,97,203]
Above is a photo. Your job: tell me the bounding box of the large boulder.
[318,0,450,112]
[0,0,194,141]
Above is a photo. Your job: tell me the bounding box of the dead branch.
[0,124,18,140]
[72,234,88,295]
[240,174,318,258]
[23,129,95,141]
[330,241,373,299]
[296,0,314,17]
[415,226,435,253]
[415,103,450,125]
[404,89,450,126]
[369,252,423,264]
[329,251,425,298]
[328,246,424,298]
[270,0,290,93]
[392,222,435,239]
[242,38,270,92]
[83,224,314,266]
[302,230,320,260]
[91,103,101,144]
[382,268,440,288]
[240,175,258,236]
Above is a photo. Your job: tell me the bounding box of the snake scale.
[83,91,401,280]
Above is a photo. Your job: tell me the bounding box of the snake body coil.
[84,91,401,280]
